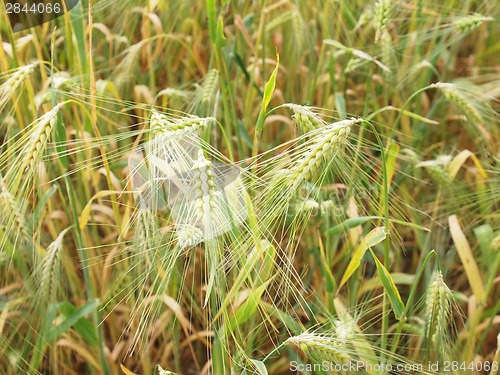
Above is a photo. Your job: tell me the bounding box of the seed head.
[0,62,37,111]
[425,271,453,351]
[291,118,357,182]
[176,224,204,249]
[201,69,219,104]
[454,13,490,34]
[285,104,325,132]
[22,105,62,171]
[285,331,351,363]
[374,0,391,41]
[150,110,213,137]
[191,149,219,226]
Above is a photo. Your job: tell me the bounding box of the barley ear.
[454,13,491,34]
[424,271,453,358]
[291,118,357,183]
[374,0,391,41]
[38,227,71,303]
[284,103,326,132]
[201,69,219,104]
[0,176,30,243]
[285,331,351,364]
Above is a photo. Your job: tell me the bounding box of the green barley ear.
[291,8,306,52]
[355,8,373,30]
[156,365,177,375]
[201,69,219,104]
[0,62,37,114]
[297,198,319,213]
[0,176,30,244]
[37,227,71,303]
[22,109,60,171]
[176,224,204,249]
[34,73,74,110]
[320,200,335,216]
[157,87,191,101]
[453,13,492,34]
[191,149,219,226]
[345,57,367,74]
[424,271,454,358]
[150,109,213,136]
[113,41,144,91]
[0,104,63,252]
[416,155,453,187]
[291,118,356,182]
[432,82,492,141]
[380,30,396,80]
[132,209,157,267]
[284,104,326,132]
[374,0,391,41]
[285,331,351,364]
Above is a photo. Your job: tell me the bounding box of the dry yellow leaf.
[449,214,485,303]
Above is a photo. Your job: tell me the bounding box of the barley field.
[0,0,499,374]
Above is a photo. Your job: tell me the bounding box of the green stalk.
[388,84,435,141]
[390,250,441,353]
[363,121,390,354]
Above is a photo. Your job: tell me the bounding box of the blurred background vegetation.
[0,0,499,374]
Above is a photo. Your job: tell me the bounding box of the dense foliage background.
[0,0,499,374]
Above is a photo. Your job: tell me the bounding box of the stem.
[388,84,435,141]
[363,121,390,354]
[390,250,441,353]
[263,342,286,363]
